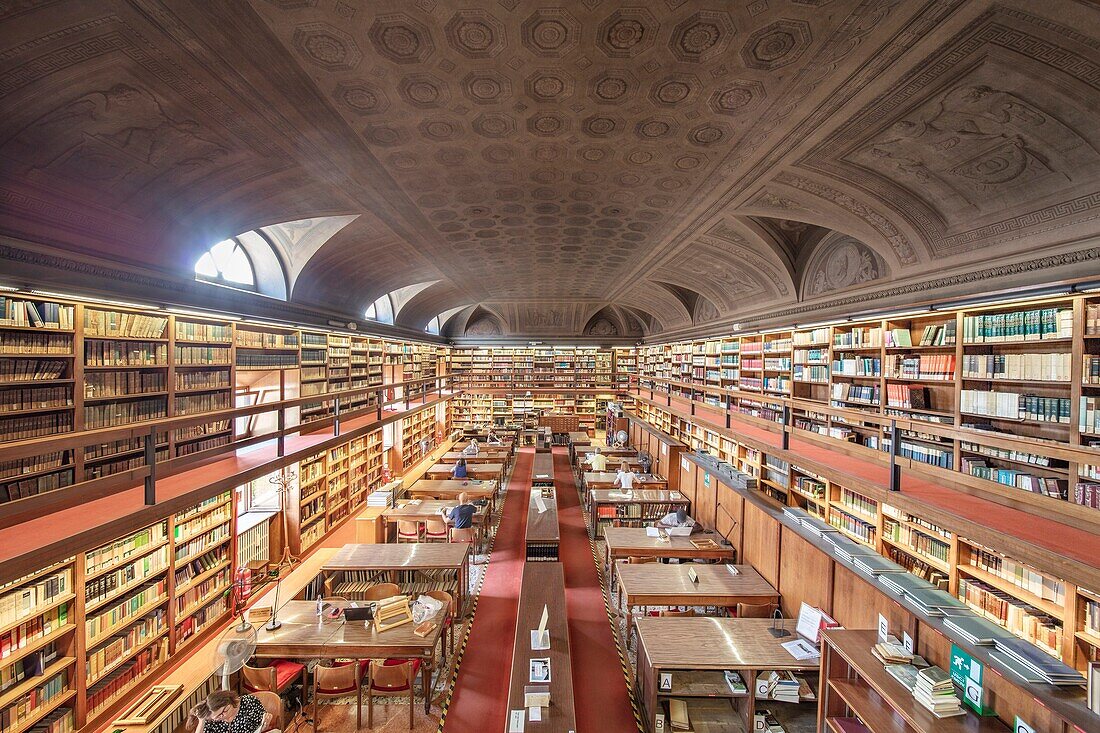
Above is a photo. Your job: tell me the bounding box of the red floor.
[640,390,1100,568]
[553,447,638,733]
[442,449,532,732]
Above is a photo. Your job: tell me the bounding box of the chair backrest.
[659,609,696,617]
[362,582,401,601]
[736,602,779,618]
[370,660,414,691]
[423,590,452,618]
[251,691,284,730]
[450,527,474,544]
[397,520,420,537]
[424,519,448,536]
[314,663,359,694]
[241,664,277,692]
[627,556,656,564]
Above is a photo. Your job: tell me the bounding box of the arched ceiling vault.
[3,1,1100,337]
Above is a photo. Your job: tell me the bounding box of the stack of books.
[754,671,807,703]
[872,641,913,666]
[989,637,1084,686]
[854,553,906,577]
[752,709,785,732]
[904,587,969,617]
[366,490,393,507]
[912,666,964,718]
[723,670,747,695]
[943,614,1011,646]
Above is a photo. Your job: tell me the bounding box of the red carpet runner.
[553,447,638,733]
[443,449,532,732]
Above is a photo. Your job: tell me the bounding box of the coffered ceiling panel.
[2,0,1099,337]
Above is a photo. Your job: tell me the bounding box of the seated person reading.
[656,508,696,530]
[443,492,477,543]
[614,462,636,490]
[462,439,480,456]
[188,691,272,733]
[452,457,469,479]
[586,446,608,471]
[486,430,503,445]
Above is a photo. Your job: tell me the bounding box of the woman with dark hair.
[187,690,272,733]
[452,457,469,479]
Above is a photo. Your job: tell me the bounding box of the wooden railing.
[625,374,1100,531]
[0,374,456,526]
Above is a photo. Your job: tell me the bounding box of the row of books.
[830,383,880,405]
[793,348,828,364]
[1,461,70,502]
[85,579,167,643]
[84,341,167,367]
[83,397,167,429]
[174,322,232,343]
[839,488,876,518]
[882,518,950,563]
[235,331,299,349]
[84,371,165,398]
[763,377,790,393]
[885,548,948,589]
[962,308,1072,343]
[174,392,231,416]
[0,602,71,661]
[917,321,957,346]
[175,433,231,457]
[794,328,830,345]
[0,453,67,481]
[0,333,71,355]
[966,546,1065,603]
[0,642,58,693]
[0,360,67,383]
[173,420,229,443]
[85,609,166,681]
[832,356,880,377]
[174,595,227,647]
[174,346,230,365]
[961,352,1071,382]
[793,365,827,382]
[84,450,168,481]
[87,643,165,716]
[0,570,71,628]
[961,458,1067,499]
[893,438,953,469]
[1,671,69,731]
[833,327,881,349]
[84,311,167,339]
[0,387,72,413]
[884,384,932,410]
[960,390,1070,422]
[174,568,230,617]
[173,520,231,564]
[84,547,169,608]
[235,352,298,369]
[960,440,1054,468]
[0,300,74,330]
[0,413,73,442]
[85,524,168,576]
[828,508,876,544]
[174,547,228,589]
[885,354,955,380]
[1074,481,1100,509]
[958,577,1062,657]
[174,370,230,392]
[1079,397,1100,434]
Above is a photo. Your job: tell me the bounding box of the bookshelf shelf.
[86,628,168,687]
[0,591,75,639]
[0,656,76,710]
[9,689,76,733]
[956,562,1065,620]
[84,538,169,582]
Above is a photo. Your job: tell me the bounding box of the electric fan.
[614,429,629,447]
[213,620,257,689]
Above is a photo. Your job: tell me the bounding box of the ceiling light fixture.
[30,290,160,310]
[936,286,1072,311]
[166,307,241,321]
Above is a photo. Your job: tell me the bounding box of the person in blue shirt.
[452,457,468,479]
[443,492,477,544]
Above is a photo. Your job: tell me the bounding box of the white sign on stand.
[531,605,550,650]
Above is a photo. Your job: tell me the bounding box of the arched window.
[366,294,394,324]
[425,316,440,335]
[195,238,255,288]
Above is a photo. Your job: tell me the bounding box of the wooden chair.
[361,582,401,601]
[241,660,305,697]
[627,556,656,564]
[736,602,779,618]
[397,520,421,543]
[311,661,366,733]
[450,527,474,544]
[251,691,284,732]
[423,518,449,542]
[366,658,422,730]
[423,589,454,657]
[659,609,696,617]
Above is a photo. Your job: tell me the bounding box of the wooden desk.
[578,457,644,474]
[616,564,777,633]
[504,563,576,733]
[634,618,818,733]
[407,479,498,512]
[323,543,472,618]
[382,500,490,552]
[526,487,560,562]
[354,506,388,544]
[531,451,556,489]
[574,446,637,472]
[254,600,445,714]
[586,485,681,539]
[425,462,503,482]
[602,528,735,583]
[440,450,510,464]
[566,432,592,463]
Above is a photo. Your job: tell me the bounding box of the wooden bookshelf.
[818,629,1005,733]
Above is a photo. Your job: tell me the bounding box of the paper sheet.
[781,639,821,661]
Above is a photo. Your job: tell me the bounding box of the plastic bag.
[411,594,444,623]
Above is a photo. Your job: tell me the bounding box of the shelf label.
[877,614,888,643]
[1014,717,1036,733]
[703,471,711,489]
[951,644,993,715]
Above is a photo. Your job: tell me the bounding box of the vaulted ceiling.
[2,0,1100,339]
